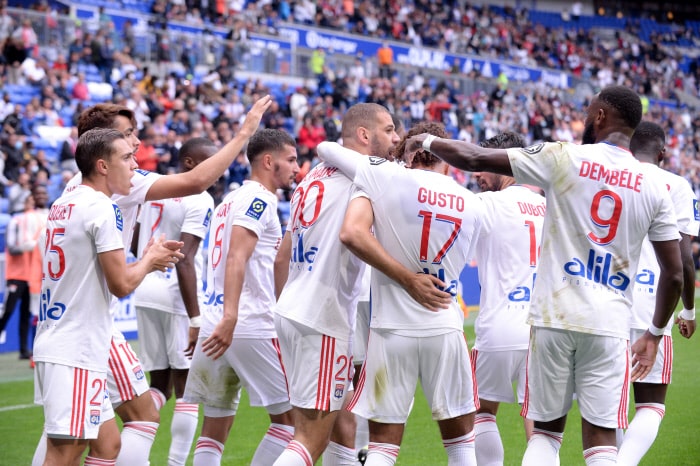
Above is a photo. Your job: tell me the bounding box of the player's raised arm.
[403,133,513,176]
[144,95,273,201]
[339,196,452,311]
[316,141,365,179]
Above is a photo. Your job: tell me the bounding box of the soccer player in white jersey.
[32,96,272,466]
[272,103,400,466]
[316,120,482,466]
[469,132,543,466]
[616,121,699,465]
[132,137,217,466]
[33,128,182,466]
[402,85,684,466]
[184,128,299,466]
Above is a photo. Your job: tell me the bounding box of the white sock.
[31,431,47,466]
[617,403,665,466]
[365,442,399,466]
[272,440,313,466]
[251,423,294,466]
[168,400,199,466]
[443,431,476,466]
[150,388,167,411]
[322,440,357,466]
[85,457,117,465]
[193,437,224,466]
[355,414,369,451]
[522,428,563,466]
[474,413,503,465]
[615,428,624,449]
[583,446,617,465]
[116,421,159,466]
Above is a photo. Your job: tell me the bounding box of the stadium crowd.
[0,1,699,465]
[0,1,699,214]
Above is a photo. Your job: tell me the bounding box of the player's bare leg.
[617,383,668,466]
[114,393,160,465]
[85,419,121,465]
[522,416,566,466]
[438,413,476,465]
[363,421,403,466]
[580,418,617,465]
[193,414,235,466]
[323,407,357,465]
[44,438,88,466]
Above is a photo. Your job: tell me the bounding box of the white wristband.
[648,324,665,337]
[422,135,437,153]
[679,308,696,320]
[189,316,202,328]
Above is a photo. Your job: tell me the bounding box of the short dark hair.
[597,85,643,130]
[479,131,526,150]
[75,128,125,177]
[341,103,391,141]
[246,129,296,164]
[77,104,137,136]
[630,121,665,156]
[178,137,217,169]
[394,121,449,166]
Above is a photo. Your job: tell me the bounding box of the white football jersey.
[507,142,680,339]
[352,157,484,334]
[33,185,125,371]
[65,169,162,248]
[276,163,366,341]
[631,166,700,333]
[201,180,281,339]
[473,185,546,351]
[133,191,214,315]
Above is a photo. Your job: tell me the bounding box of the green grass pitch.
[1,317,698,465]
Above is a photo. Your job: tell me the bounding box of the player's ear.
[96,157,109,176]
[357,126,370,145]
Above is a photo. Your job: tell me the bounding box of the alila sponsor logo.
[422,268,458,297]
[508,273,537,302]
[563,249,630,291]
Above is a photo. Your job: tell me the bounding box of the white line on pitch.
[0,403,39,412]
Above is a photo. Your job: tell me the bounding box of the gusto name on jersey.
[579,161,642,192]
[417,187,464,212]
[563,248,630,291]
[48,203,76,221]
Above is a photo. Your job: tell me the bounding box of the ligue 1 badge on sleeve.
[520,143,545,155]
[245,198,268,220]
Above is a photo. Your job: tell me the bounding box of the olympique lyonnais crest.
[133,365,145,380]
[90,409,101,425]
[334,384,344,399]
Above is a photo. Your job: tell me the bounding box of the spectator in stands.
[12,18,38,57]
[6,171,31,215]
[377,41,394,79]
[2,35,26,85]
[71,71,89,101]
[0,93,13,121]
[297,114,326,157]
[59,125,78,172]
[0,5,13,43]
[134,125,159,172]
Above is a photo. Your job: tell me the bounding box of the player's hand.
[201,316,235,360]
[144,234,184,272]
[239,95,272,137]
[403,273,453,312]
[184,326,199,358]
[630,331,661,382]
[403,134,429,167]
[675,315,696,339]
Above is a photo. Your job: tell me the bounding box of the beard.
[582,122,596,144]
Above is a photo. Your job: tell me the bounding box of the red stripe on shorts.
[661,335,673,384]
[71,367,87,437]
